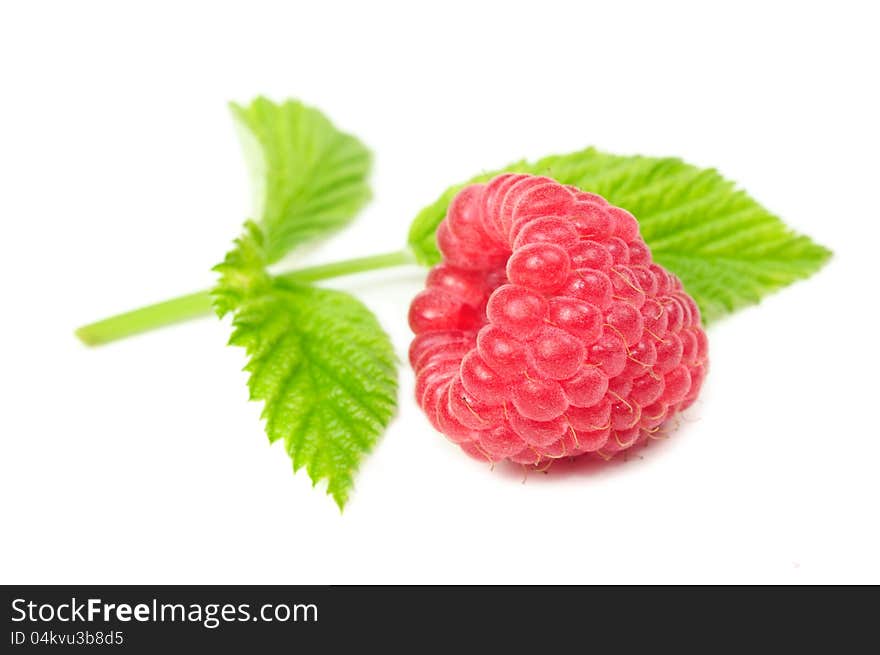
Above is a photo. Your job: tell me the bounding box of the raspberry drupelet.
[408,174,708,465]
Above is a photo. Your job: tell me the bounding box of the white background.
[1,0,878,584]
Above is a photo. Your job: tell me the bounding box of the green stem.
[75,249,416,347]
[276,249,414,284]
[75,291,216,347]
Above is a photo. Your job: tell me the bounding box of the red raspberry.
[408,175,709,465]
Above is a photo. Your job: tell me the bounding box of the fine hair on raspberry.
[408,174,709,466]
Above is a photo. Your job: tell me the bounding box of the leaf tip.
[331,489,349,513]
[816,242,834,265]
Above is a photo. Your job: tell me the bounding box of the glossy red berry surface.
[408,174,709,465]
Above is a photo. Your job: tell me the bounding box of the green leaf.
[408,148,831,323]
[213,224,398,509]
[231,97,372,264]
